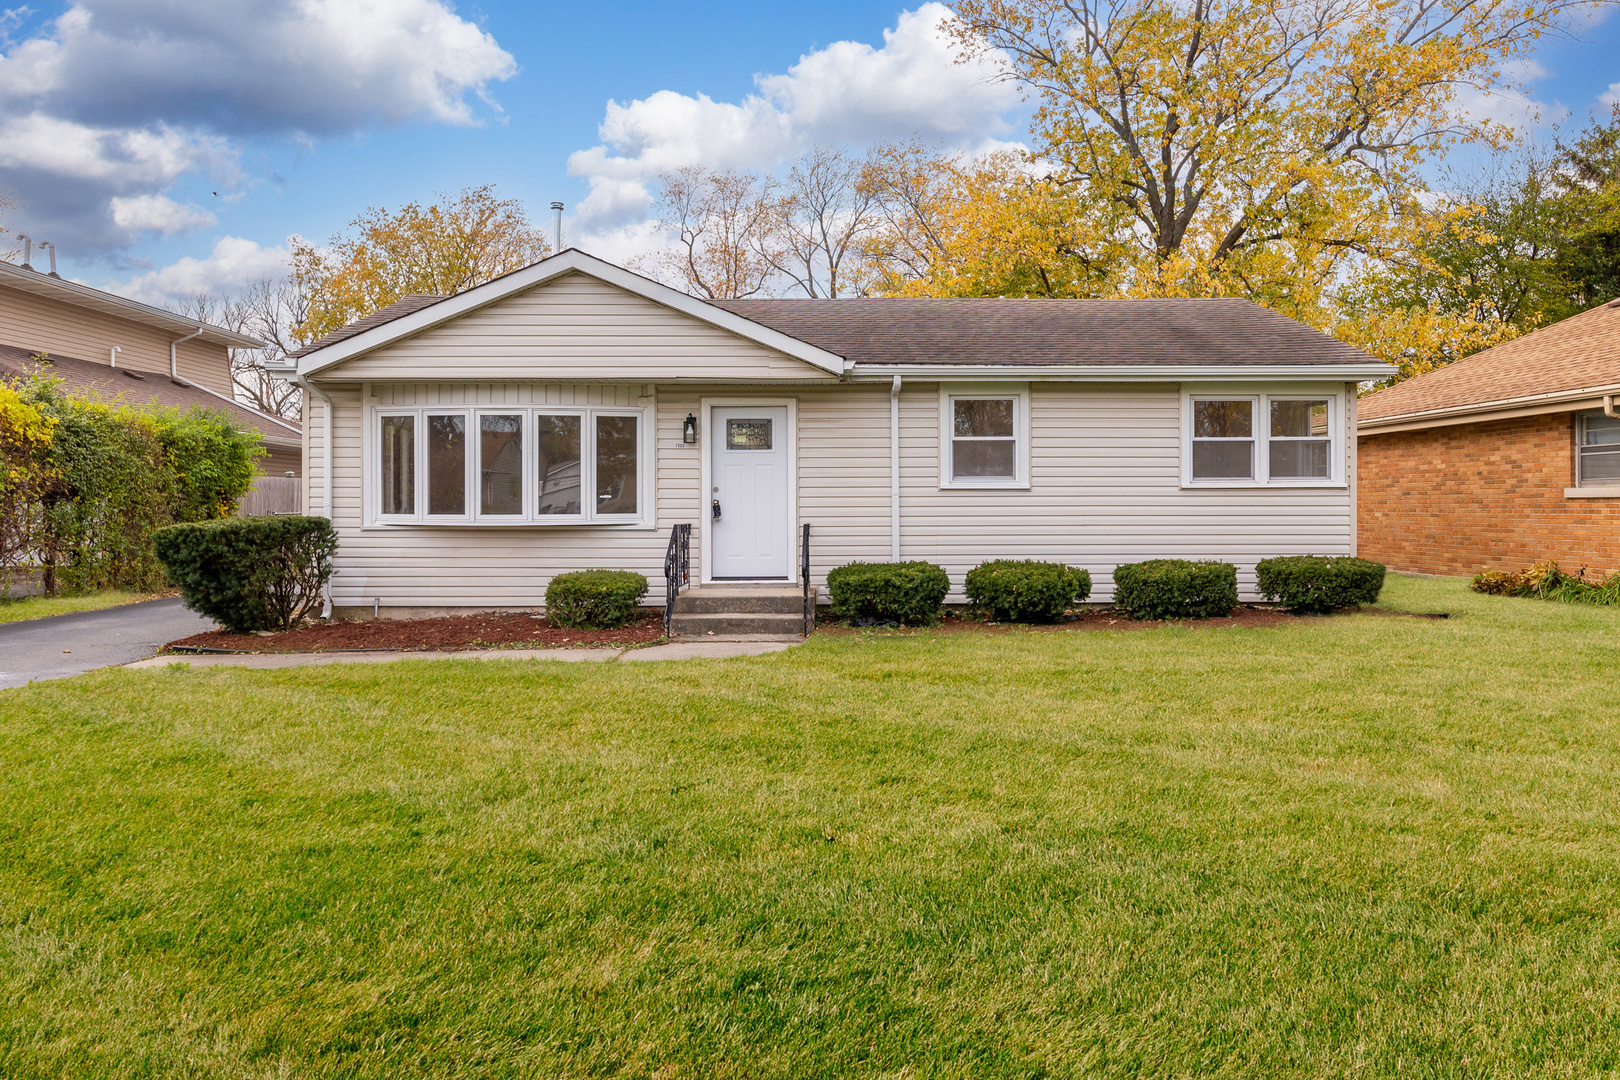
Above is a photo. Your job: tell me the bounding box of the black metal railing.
[800,522,812,635]
[663,522,691,636]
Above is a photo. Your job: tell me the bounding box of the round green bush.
[964,560,1091,622]
[545,570,649,629]
[152,515,337,633]
[1112,559,1238,620]
[1256,555,1386,614]
[825,561,950,625]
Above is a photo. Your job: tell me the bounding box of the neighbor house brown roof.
[715,297,1377,367]
[0,344,301,443]
[1359,301,1620,426]
[289,294,445,358]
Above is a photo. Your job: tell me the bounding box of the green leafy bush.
[1256,555,1386,614]
[1472,560,1620,606]
[1112,559,1238,620]
[964,559,1091,622]
[545,570,649,629]
[826,561,950,625]
[152,515,337,633]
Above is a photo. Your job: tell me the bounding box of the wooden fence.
[239,475,302,517]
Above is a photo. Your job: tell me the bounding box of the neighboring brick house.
[1358,301,1620,577]
[0,258,302,478]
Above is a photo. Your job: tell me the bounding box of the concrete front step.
[671,584,819,615]
[669,611,811,637]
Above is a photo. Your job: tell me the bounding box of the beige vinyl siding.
[0,284,233,394]
[314,379,1354,614]
[328,272,839,383]
[890,382,1352,601]
[258,444,301,477]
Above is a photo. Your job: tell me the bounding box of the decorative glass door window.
[726,418,772,450]
[374,406,646,524]
[1579,411,1620,484]
[1268,399,1330,479]
[1191,399,1255,479]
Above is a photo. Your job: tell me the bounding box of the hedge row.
[825,554,1386,625]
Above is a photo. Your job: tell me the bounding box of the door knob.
[712,499,722,520]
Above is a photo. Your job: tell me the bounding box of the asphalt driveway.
[0,598,214,690]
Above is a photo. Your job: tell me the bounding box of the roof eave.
[848,363,1395,381]
[0,262,266,349]
[1358,381,1620,431]
[291,250,852,378]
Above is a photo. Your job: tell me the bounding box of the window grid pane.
[1269,439,1330,479]
[1271,400,1329,438]
[1585,414,1620,447]
[479,414,523,515]
[595,415,638,515]
[1192,439,1254,479]
[954,398,1014,438]
[427,414,466,515]
[381,415,415,516]
[953,439,1017,479]
[1581,446,1620,482]
[535,414,582,515]
[1194,399,1253,438]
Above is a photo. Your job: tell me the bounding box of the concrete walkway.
[0,598,214,690]
[123,636,803,673]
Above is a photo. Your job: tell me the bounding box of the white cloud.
[0,0,517,253]
[109,195,217,237]
[109,235,289,305]
[567,3,1019,235]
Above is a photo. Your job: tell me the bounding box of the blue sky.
[0,0,1617,305]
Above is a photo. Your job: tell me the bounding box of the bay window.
[1185,392,1341,486]
[373,406,647,524]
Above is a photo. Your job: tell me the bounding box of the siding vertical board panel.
[320,380,1353,613]
[326,273,839,383]
[0,284,234,394]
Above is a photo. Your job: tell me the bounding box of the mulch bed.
[167,609,666,653]
[815,605,1430,635]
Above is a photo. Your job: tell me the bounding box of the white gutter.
[1605,394,1619,421]
[1359,382,1620,430]
[294,375,335,619]
[848,363,1394,382]
[890,375,902,560]
[169,325,205,380]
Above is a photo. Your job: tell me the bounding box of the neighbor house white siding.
[330,272,842,384]
[310,378,1353,614]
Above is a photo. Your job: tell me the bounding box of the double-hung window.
[373,406,647,525]
[940,385,1029,488]
[1577,411,1620,486]
[1185,393,1340,486]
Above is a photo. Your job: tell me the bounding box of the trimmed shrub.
[152,515,337,633]
[1112,559,1238,620]
[1471,560,1620,605]
[964,559,1091,622]
[826,561,950,625]
[1256,555,1387,614]
[545,570,649,629]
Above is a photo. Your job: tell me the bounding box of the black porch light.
[683,413,698,444]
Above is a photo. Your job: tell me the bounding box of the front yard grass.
[2,574,1618,1077]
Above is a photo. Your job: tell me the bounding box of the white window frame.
[1575,410,1620,488]
[366,403,654,527]
[1181,387,1345,489]
[939,383,1030,489]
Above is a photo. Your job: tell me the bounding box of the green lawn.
[3,574,1619,1078]
[0,589,166,624]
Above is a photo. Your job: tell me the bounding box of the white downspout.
[108,346,120,369]
[1605,394,1619,420]
[890,375,902,560]
[294,375,336,619]
[169,325,204,380]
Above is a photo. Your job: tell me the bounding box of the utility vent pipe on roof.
[39,240,57,277]
[17,234,30,271]
[551,202,563,253]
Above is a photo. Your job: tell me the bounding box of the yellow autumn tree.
[292,185,550,343]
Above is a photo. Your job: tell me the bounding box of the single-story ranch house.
[268,250,1393,620]
[1358,300,1620,577]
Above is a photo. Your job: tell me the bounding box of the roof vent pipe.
[551,202,563,253]
[109,346,120,369]
[39,240,57,277]
[17,234,31,271]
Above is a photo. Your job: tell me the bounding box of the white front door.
[710,406,791,580]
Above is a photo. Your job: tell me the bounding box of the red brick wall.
[1358,412,1620,577]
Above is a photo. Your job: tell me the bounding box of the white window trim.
[364,403,655,527]
[1180,387,1346,489]
[938,383,1030,489]
[1574,410,1620,490]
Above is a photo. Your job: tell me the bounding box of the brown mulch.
[815,605,1435,635]
[167,609,666,653]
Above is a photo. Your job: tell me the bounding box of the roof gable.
[288,251,849,378]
